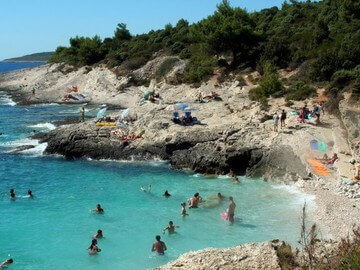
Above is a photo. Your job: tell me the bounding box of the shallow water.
[0,94,314,270]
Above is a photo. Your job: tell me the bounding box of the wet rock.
[8,145,35,153]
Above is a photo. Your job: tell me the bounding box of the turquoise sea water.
[0,65,314,270]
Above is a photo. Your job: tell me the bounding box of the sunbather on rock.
[316,153,338,165]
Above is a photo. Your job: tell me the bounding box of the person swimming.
[148,184,152,192]
[189,192,202,208]
[93,229,103,239]
[181,202,188,216]
[217,193,225,200]
[92,204,104,214]
[140,186,147,192]
[229,170,240,184]
[0,258,13,268]
[162,221,179,234]
[27,190,34,199]
[151,235,167,255]
[163,190,171,198]
[87,239,101,255]
[9,189,16,200]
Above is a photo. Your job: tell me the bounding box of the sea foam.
[28,122,56,131]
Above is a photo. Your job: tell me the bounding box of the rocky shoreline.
[1,62,360,269]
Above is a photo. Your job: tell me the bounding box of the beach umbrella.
[120,108,130,119]
[310,140,318,150]
[97,107,107,119]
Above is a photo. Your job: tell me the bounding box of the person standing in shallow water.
[227,197,236,223]
[181,202,188,217]
[80,107,85,122]
[189,193,202,208]
[151,235,167,255]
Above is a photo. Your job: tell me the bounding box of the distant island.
[2,52,54,62]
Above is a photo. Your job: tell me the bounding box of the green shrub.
[184,53,215,83]
[286,81,317,100]
[249,86,265,101]
[155,58,179,79]
[332,65,360,86]
[285,100,294,107]
[50,36,107,67]
[237,75,247,86]
[121,56,148,71]
[179,48,191,59]
[247,74,259,84]
[261,73,284,96]
[249,63,284,109]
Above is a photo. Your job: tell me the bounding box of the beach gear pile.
[172,111,200,126]
[63,86,88,101]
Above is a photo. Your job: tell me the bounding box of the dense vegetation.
[4,52,53,62]
[50,0,360,101]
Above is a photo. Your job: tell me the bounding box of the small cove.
[0,91,315,270]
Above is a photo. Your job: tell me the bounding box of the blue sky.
[0,0,287,60]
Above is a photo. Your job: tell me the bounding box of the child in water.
[181,202,188,216]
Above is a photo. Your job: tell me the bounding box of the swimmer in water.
[27,190,34,199]
[189,192,202,208]
[92,204,104,214]
[229,170,240,184]
[163,190,171,198]
[0,258,13,268]
[162,221,179,234]
[151,235,167,255]
[93,229,103,239]
[9,189,16,200]
[217,193,226,200]
[181,202,188,216]
[140,186,147,192]
[87,239,101,255]
[148,184,152,192]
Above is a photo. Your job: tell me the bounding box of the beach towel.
[307,159,330,176]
